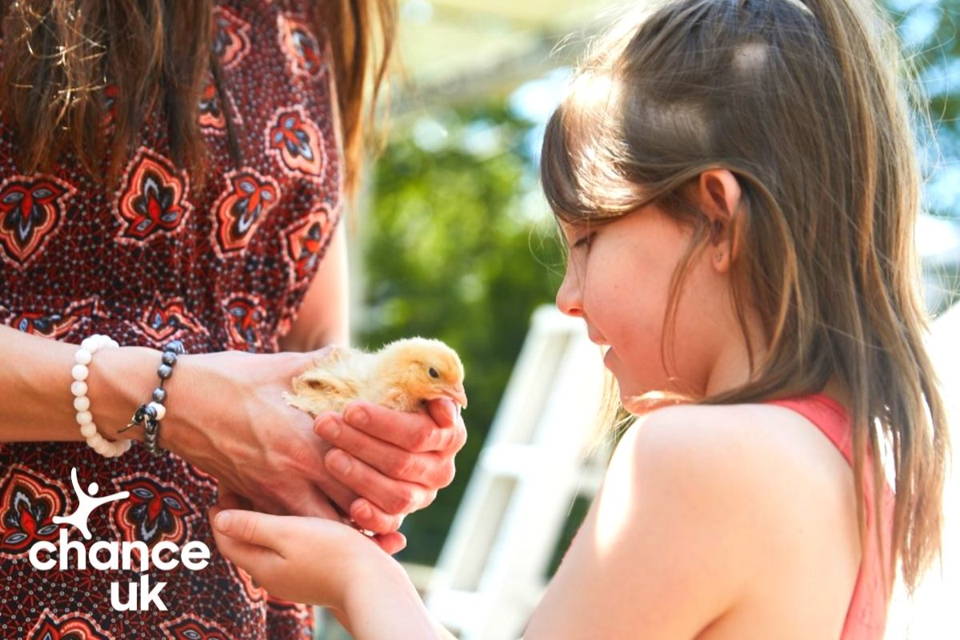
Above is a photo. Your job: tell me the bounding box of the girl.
[209,0,950,637]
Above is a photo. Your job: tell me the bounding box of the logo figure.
[52,467,129,540]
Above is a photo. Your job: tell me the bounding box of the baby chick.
[282,337,467,416]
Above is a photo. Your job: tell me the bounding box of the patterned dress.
[0,1,341,637]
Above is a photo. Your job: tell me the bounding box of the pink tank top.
[764,393,895,640]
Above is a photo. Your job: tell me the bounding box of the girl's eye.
[572,232,595,250]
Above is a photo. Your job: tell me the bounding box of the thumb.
[426,397,457,428]
[211,509,286,553]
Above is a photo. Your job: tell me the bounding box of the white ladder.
[425,305,610,640]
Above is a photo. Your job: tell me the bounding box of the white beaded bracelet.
[71,334,132,458]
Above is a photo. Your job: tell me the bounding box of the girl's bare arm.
[210,506,460,639]
[343,567,456,640]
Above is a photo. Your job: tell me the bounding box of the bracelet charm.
[119,340,185,457]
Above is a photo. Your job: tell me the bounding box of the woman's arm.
[0,322,364,527]
[279,221,350,352]
[0,323,155,443]
[0,322,356,523]
[0,318,464,553]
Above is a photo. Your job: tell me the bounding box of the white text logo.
[29,467,210,611]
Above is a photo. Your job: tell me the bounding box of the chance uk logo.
[28,467,211,611]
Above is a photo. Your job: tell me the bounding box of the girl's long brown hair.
[0,0,395,195]
[542,0,949,596]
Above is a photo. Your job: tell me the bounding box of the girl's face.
[555,196,753,405]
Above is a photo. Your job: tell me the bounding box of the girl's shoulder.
[622,400,860,632]
[607,397,860,638]
[529,398,859,638]
[629,397,854,475]
[622,399,858,548]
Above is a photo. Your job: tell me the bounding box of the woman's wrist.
[153,349,215,457]
[144,348,293,465]
[85,345,189,447]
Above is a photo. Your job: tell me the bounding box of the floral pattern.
[115,148,192,242]
[0,467,67,557]
[0,176,75,268]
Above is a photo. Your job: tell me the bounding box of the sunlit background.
[319,0,960,637]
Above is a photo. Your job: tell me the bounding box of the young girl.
[208,0,950,637]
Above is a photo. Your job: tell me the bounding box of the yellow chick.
[282,337,467,416]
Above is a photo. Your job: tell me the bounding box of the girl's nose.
[555,268,584,318]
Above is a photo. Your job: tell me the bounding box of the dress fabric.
[764,393,896,640]
[0,1,342,637]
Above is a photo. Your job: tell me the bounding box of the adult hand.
[312,397,468,536]
[158,347,462,554]
[160,347,404,552]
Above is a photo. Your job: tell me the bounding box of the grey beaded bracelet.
[119,339,185,456]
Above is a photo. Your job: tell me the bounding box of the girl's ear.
[693,169,742,272]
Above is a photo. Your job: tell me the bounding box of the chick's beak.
[447,382,468,409]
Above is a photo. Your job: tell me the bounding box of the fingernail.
[315,415,341,439]
[356,501,372,520]
[215,511,232,533]
[346,406,369,427]
[329,451,352,474]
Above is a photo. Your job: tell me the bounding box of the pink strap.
[765,393,854,463]
[763,393,895,639]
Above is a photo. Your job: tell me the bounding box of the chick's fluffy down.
[282,337,467,416]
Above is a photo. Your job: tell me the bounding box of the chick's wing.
[282,346,369,415]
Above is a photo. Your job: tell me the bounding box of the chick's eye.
[428,367,439,379]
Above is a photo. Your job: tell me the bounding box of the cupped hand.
[161,347,461,555]
[159,347,407,550]
[312,398,468,536]
[207,503,394,611]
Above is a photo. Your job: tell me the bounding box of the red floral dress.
[0,1,341,637]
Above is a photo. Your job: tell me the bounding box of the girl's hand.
[208,505,395,612]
